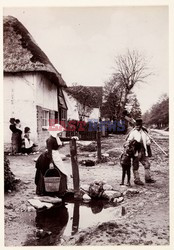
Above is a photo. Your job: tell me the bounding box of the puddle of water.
[23,200,123,246]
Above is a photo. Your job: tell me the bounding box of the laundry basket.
[44,168,61,192]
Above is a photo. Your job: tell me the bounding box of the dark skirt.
[11,132,22,154]
[21,146,33,154]
[35,151,67,197]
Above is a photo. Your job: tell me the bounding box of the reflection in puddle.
[24,204,68,246]
[24,200,123,246]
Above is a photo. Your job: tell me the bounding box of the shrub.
[4,155,18,192]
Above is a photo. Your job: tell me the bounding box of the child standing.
[120,140,141,186]
[120,144,132,186]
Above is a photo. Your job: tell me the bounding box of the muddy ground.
[4,130,169,246]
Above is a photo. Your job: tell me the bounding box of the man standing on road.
[126,118,156,185]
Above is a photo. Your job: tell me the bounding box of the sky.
[3,6,168,113]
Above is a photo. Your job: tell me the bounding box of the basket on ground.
[44,168,61,192]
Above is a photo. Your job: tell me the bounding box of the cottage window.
[61,109,67,121]
[42,110,50,127]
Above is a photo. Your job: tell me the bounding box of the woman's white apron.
[52,150,70,177]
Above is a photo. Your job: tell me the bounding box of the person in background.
[15,119,22,153]
[9,118,22,155]
[126,118,155,185]
[9,118,16,155]
[21,127,37,155]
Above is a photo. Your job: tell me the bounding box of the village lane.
[4,132,169,246]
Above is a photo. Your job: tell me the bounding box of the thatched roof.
[65,85,103,108]
[3,16,66,87]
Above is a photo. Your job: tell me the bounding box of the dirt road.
[4,132,169,246]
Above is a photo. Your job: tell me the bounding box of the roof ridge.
[3,15,66,87]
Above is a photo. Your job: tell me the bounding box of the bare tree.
[115,50,151,111]
[102,50,152,119]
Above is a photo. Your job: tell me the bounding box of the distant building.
[3,16,67,151]
[63,90,79,121]
[64,86,103,122]
[87,86,103,122]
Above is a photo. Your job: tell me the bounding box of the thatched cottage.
[64,86,103,122]
[3,16,67,150]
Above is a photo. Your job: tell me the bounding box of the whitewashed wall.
[63,90,100,122]
[4,72,58,149]
[88,108,100,122]
[63,90,79,121]
[35,73,57,111]
[4,73,37,145]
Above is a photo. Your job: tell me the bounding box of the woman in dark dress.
[9,118,22,154]
[35,124,71,197]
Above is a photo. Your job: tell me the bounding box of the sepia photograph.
[3,2,171,247]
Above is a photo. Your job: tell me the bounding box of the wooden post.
[72,202,80,235]
[97,130,102,162]
[70,139,80,196]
